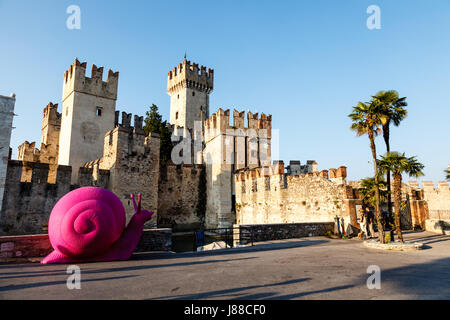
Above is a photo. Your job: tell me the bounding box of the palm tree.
[349,101,387,243]
[359,176,389,208]
[373,91,408,219]
[378,152,424,243]
[445,168,450,180]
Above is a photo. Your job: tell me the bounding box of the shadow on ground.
[135,239,330,261]
[355,256,450,299]
[0,256,257,280]
[0,275,137,292]
[148,278,314,300]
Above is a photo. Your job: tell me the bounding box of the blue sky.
[1,0,449,183]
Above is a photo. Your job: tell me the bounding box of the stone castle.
[0,58,449,236]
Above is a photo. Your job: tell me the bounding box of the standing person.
[366,207,376,239]
[358,209,368,240]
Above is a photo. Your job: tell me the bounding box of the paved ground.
[0,231,449,300]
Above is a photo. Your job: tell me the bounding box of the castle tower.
[203,109,272,228]
[59,59,119,182]
[39,102,61,164]
[167,59,213,129]
[0,93,16,213]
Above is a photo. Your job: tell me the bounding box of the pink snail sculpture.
[41,187,153,264]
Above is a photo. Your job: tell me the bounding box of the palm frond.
[378,152,425,178]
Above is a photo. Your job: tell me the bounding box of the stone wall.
[235,162,358,228]
[408,180,450,232]
[157,164,206,231]
[0,94,15,214]
[0,161,72,235]
[233,222,335,245]
[0,228,172,261]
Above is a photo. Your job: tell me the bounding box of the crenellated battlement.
[4,160,72,187]
[62,58,119,101]
[286,160,318,175]
[41,102,61,129]
[17,141,40,163]
[204,108,272,132]
[102,114,161,171]
[407,180,450,193]
[161,162,204,178]
[167,59,214,94]
[114,110,144,133]
[77,166,110,188]
[235,161,285,182]
[235,163,347,184]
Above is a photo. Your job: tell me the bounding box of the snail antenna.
[130,193,138,212]
[138,193,142,213]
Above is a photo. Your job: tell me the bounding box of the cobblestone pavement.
[0,231,449,300]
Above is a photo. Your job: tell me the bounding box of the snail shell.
[48,187,126,258]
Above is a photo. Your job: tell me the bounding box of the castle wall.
[157,164,206,231]
[0,161,72,235]
[422,181,450,220]
[0,94,15,214]
[407,180,450,233]
[1,109,161,236]
[59,59,118,182]
[235,164,357,228]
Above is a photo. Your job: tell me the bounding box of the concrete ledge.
[0,234,52,260]
[0,228,172,262]
[364,240,423,251]
[135,228,172,252]
[234,222,334,245]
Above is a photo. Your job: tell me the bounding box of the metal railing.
[193,226,254,251]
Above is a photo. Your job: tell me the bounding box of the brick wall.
[0,235,53,260]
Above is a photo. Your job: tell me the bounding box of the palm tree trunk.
[369,131,385,244]
[383,123,393,218]
[393,173,404,243]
